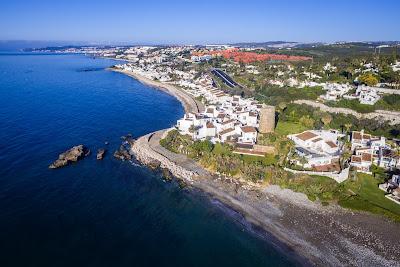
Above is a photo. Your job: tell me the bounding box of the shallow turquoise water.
[0,53,300,267]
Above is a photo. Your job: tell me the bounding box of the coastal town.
[34,42,400,265]
[95,43,400,206]
[5,0,400,266]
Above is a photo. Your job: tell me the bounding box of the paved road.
[294,99,400,125]
[211,68,239,88]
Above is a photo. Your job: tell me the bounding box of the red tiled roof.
[206,122,215,128]
[351,155,361,163]
[249,111,257,117]
[241,126,257,133]
[362,153,372,162]
[352,131,362,140]
[325,141,338,148]
[312,137,323,143]
[222,119,235,125]
[296,131,318,141]
[217,113,225,119]
[193,48,312,63]
[219,128,235,135]
[352,131,371,141]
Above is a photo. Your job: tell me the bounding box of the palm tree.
[188,125,196,139]
[344,123,352,134]
[321,113,333,128]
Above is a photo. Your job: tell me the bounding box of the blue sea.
[0,53,300,267]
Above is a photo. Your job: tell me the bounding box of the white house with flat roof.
[356,85,380,105]
[288,130,344,169]
[239,126,258,144]
[288,130,342,156]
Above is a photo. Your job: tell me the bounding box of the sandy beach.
[110,68,203,114]
[114,68,400,267]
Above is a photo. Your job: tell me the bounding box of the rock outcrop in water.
[161,168,173,181]
[49,145,89,169]
[113,145,132,161]
[147,159,161,170]
[121,134,136,146]
[96,149,106,160]
[114,134,136,161]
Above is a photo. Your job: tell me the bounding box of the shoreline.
[109,68,203,114]
[114,68,400,266]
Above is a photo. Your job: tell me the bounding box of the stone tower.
[259,105,275,133]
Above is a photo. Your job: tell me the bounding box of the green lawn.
[280,174,339,203]
[339,173,400,222]
[279,171,400,222]
[275,121,308,136]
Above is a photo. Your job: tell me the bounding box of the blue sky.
[0,0,399,44]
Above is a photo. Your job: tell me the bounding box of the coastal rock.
[146,159,161,170]
[96,149,106,160]
[162,168,173,181]
[126,138,136,147]
[113,145,132,161]
[121,133,133,141]
[121,134,136,146]
[49,145,89,169]
[177,179,187,188]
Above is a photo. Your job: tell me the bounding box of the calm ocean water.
[0,53,299,267]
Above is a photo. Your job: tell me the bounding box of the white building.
[350,130,391,173]
[351,130,385,153]
[191,55,212,62]
[288,130,343,169]
[350,152,372,173]
[239,126,257,144]
[356,85,380,105]
[321,83,352,101]
[323,62,337,72]
[288,130,342,156]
